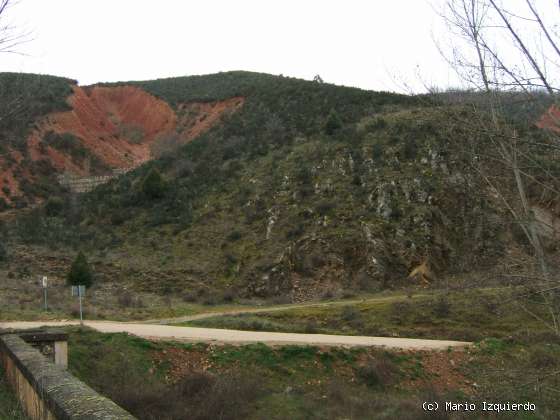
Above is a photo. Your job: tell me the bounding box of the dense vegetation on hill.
[4,71,558,301]
[111,71,417,108]
[0,73,77,209]
[0,73,75,152]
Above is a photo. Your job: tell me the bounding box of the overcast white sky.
[1,1,556,93]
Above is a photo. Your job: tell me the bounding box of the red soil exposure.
[400,350,474,395]
[0,85,244,204]
[152,347,213,383]
[0,149,26,203]
[536,105,560,133]
[26,85,177,171]
[177,97,244,141]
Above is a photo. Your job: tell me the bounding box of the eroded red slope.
[537,105,560,133]
[0,85,243,204]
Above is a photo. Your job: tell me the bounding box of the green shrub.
[118,123,145,144]
[402,137,418,160]
[356,357,395,389]
[182,292,197,302]
[529,346,559,368]
[366,117,387,131]
[371,142,384,161]
[432,296,451,318]
[67,251,94,287]
[324,109,343,135]
[286,223,305,239]
[110,211,127,226]
[45,197,64,217]
[141,168,166,199]
[222,289,236,303]
[315,200,336,216]
[390,301,412,324]
[43,131,87,160]
[480,338,508,355]
[341,305,361,322]
[0,243,7,262]
[226,230,242,242]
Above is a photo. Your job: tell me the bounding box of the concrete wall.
[0,334,136,420]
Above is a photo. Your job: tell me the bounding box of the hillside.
[1,71,559,303]
[0,73,243,208]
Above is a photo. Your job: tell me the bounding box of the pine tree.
[67,251,93,287]
[324,109,342,135]
[0,242,7,262]
[142,168,166,199]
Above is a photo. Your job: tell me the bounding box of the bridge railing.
[0,329,136,419]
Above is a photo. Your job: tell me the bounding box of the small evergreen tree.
[324,109,342,135]
[142,168,166,199]
[45,196,64,217]
[67,251,93,287]
[0,242,7,262]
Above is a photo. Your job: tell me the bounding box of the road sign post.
[40,276,48,311]
[71,285,86,324]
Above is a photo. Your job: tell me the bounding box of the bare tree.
[0,0,30,54]
[437,0,560,333]
[0,0,32,137]
[437,0,492,91]
[438,0,559,94]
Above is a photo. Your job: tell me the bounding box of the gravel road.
[0,321,470,350]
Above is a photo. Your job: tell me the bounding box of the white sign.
[42,276,48,288]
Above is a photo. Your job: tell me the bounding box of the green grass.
[61,326,461,419]
[0,366,27,420]
[173,287,560,417]
[67,326,166,385]
[61,324,559,419]
[0,279,274,322]
[180,287,547,342]
[466,340,560,419]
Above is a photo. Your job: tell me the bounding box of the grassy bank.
[66,327,458,419]
[63,325,558,419]
[180,288,547,342]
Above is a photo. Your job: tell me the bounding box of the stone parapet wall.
[0,333,135,420]
[16,330,69,369]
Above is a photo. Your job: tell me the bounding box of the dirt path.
[143,294,428,325]
[145,287,508,325]
[0,321,470,350]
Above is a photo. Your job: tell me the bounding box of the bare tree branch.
[525,0,560,61]
[488,0,554,94]
[0,0,30,55]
